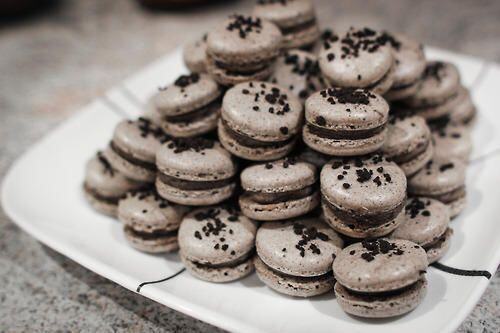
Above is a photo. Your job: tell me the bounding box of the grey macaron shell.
[318,30,394,89]
[391,198,450,247]
[382,115,433,175]
[111,119,162,163]
[335,277,427,318]
[408,156,466,197]
[256,219,344,277]
[322,202,404,238]
[449,86,477,126]
[270,50,326,102]
[84,154,145,216]
[218,120,297,161]
[253,0,316,29]
[222,81,303,142]
[254,256,334,297]
[240,159,316,193]
[206,58,275,86]
[206,16,282,66]
[385,33,426,99]
[156,141,236,182]
[426,227,453,264]
[181,252,254,283]
[321,158,407,215]
[178,207,258,265]
[118,191,188,233]
[160,109,219,138]
[333,239,428,292]
[432,124,472,162]
[153,74,220,116]
[305,89,389,131]
[404,61,460,108]
[183,36,208,73]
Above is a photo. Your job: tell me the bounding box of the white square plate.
[2,48,500,333]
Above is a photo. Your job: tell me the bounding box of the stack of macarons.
[82,2,480,320]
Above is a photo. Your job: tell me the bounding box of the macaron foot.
[181,251,255,283]
[334,278,428,318]
[425,228,453,264]
[254,256,334,297]
[239,191,320,221]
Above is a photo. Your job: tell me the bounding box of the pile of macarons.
[83,0,477,319]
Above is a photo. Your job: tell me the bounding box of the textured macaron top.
[391,197,450,246]
[386,32,426,86]
[85,152,143,196]
[305,87,389,130]
[406,61,460,106]
[432,123,472,160]
[111,118,169,163]
[256,218,344,277]
[222,81,303,142]
[321,154,407,213]
[178,206,258,264]
[333,238,428,292]
[207,15,282,64]
[118,189,188,232]
[382,114,431,158]
[241,157,317,193]
[153,73,220,116]
[183,34,208,70]
[318,27,394,86]
[156,138,236,182]
[408,157,466,196]
[270,50,326,101]
[253,0,316,29]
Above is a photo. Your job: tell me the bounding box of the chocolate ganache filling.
[158,172,234,191]
[190,249,255,270]
[125,226,178,240]
[307,123,385,140]
[164,97,221,124]
[83,183,124,204]
[246,185,316,204]
[222,119,294,148]
[280,18,317,35]
[323,195,405,227]
[110,141,156,171]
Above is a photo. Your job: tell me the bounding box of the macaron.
[178,206,257,282]
[183,34,208,73]
[155,137,237,206]
[239,157,319,221]
[252,0,320,50]
[321,154,407,238]
[219,81,303,161]
[206,14,282,86]
[391,197,452,264]
[303,87,389,156]
[382,113,434,176]
[103,118,169,182]
[408,157,467,218]
[152,73,221,137]
[333,238,428,318]
[432,123,472,162]
[118,189,189,253]
[83,152,146,216]
[318,27,395,95]
[384,33,426,101]
[448,86,477,126]
[402,61,461,120]
[269,49,326,103]
[255,218,344,297]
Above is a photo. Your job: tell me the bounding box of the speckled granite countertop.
[0,0,499,332]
